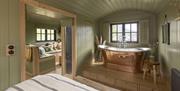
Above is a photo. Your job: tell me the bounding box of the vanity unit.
[99,45,150,73]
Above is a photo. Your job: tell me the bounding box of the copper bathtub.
[99,45,150,73]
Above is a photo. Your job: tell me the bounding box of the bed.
[6,74,98,91]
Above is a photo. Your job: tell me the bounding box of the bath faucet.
[120,36,127,48]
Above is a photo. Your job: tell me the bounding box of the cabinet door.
[0,0,10,90]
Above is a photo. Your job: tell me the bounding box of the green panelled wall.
[26,21,35,44]
[98,10,158,47]
[158,5,180,77]
[26,21,60,44]
[76,17,95,75]
[0,0,9,90]
[0,0,21,90]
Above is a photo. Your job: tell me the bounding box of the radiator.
[171,68,180,91]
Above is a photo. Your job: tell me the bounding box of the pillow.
[43,46,50,52]
[49,44,54,51]
[56,42,62,50]
[53,42,58,50]
[39,46,46,56]
[44,45,54,52]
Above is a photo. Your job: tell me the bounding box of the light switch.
[6,44,15,56]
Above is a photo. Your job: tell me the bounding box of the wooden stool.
[142,60,151,79]
[143,56,161,84]
[151,61,160,84]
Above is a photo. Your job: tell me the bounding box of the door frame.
[19,0,77,81]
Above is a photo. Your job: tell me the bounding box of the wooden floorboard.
[80,64,170,91]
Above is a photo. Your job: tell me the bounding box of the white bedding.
[6,74,98,91]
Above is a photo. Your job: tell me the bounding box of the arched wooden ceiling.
[36,0,170,20]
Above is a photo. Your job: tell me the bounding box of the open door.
[64,26,73,75]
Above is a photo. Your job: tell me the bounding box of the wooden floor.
[50,65,62,74]
[51,65,121,91]
[50,62,170,91]
[75,76,121,91]
[80,64,170,91]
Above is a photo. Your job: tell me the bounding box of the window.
[47,29,55,41]
[110,22,138,43]
[36,28,46,41]
[36,28,56,41]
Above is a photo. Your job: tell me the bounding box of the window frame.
[110,22,139,43]
[36,28,56,42]
[46,29,56,41]
[36,28,46,41]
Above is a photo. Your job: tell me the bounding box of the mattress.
[6,74,98,91]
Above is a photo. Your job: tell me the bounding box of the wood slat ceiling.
[36,0,170,20]
[26,5,69,25]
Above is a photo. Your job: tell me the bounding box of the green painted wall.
[0,0,21,90]
[158,5,180,77]
[76,16,95,74]
[98,10,158,47]
[26,21,60,44]
[26,21,35,44]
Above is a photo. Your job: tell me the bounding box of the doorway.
[20,0,77,80]
[65,26,73,74]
